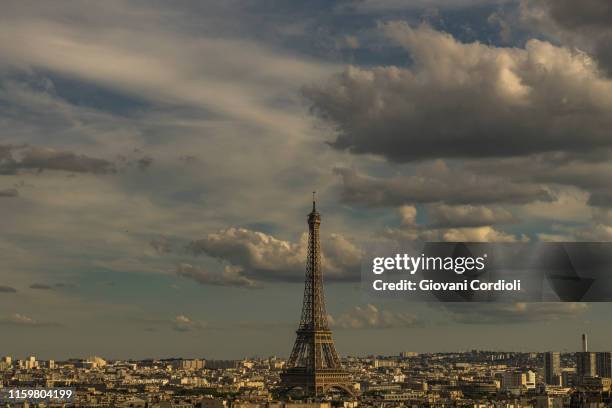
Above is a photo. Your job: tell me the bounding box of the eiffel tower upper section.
[296,195,330,333]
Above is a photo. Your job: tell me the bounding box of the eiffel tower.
[280,194,353,397]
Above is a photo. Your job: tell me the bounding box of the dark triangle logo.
[542,245,594,301]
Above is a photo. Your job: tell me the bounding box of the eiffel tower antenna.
[280,195,353,397]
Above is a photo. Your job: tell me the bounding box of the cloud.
[136,156,153,171]
[150,236,173,255]
[539,223,612,242]
[0,6,335,136]
[520,188,591,223]
[436,226,525,242]
[337,35,360,50]
[465,155,612,208]
[383,224,524,243]
[441,302,589,324]
[383,205,526,242]
[0,0,348,301]
[29,283,52,290]
[334,164,551,207]
[0,144,115,175]
[520,0,612,76]
[399,205,417,226]
[0,313,59,327]
[53,282,77,289]
[573,224,612,241]
[134,315,207,332]
[17,282,74,291]
[0,285,17,293]
[0,188,19,197]
[329,304,423,329]
[176,263,259,288]
[426,204,516,228]
[187,227,362,283]
[188,228,306,282]
[354,0,507,12]
[306,22,612,162]
[172,315,206,332]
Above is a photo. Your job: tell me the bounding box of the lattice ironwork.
[280,195,353,397]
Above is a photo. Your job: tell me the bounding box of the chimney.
[582,333,588,352]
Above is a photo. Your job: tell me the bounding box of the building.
[525,370,536,389]
[595,352,611,378]
[544,352,561,385]
[199,398,228,408]
[373,359,397,368]
[117,398,147,408]
[0,356,11,371]
[577,333,596,382]
[205,360,240,370]
[86,356,107,368]
[561,369,576,387]
[580,376,612,392]
[25,355,38,369]
[502,370,535,391]
[151,402,193,408]
[535,396,565,408]
[577,353,596,380]
[174,359,205,370]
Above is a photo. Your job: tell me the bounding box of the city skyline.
[2,342,612,406]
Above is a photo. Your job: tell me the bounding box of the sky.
[1,0,612,360]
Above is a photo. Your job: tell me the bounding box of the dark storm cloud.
[589,191,612,208]
[305,22,612,163]
[311,20,612,217]
[522,0,612,76]
[0,285,17,293]
[440,302,589,324]
[465,155,612,207]
[0,144,115,175]
[543,0,612,29]
[334,165,552,207]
